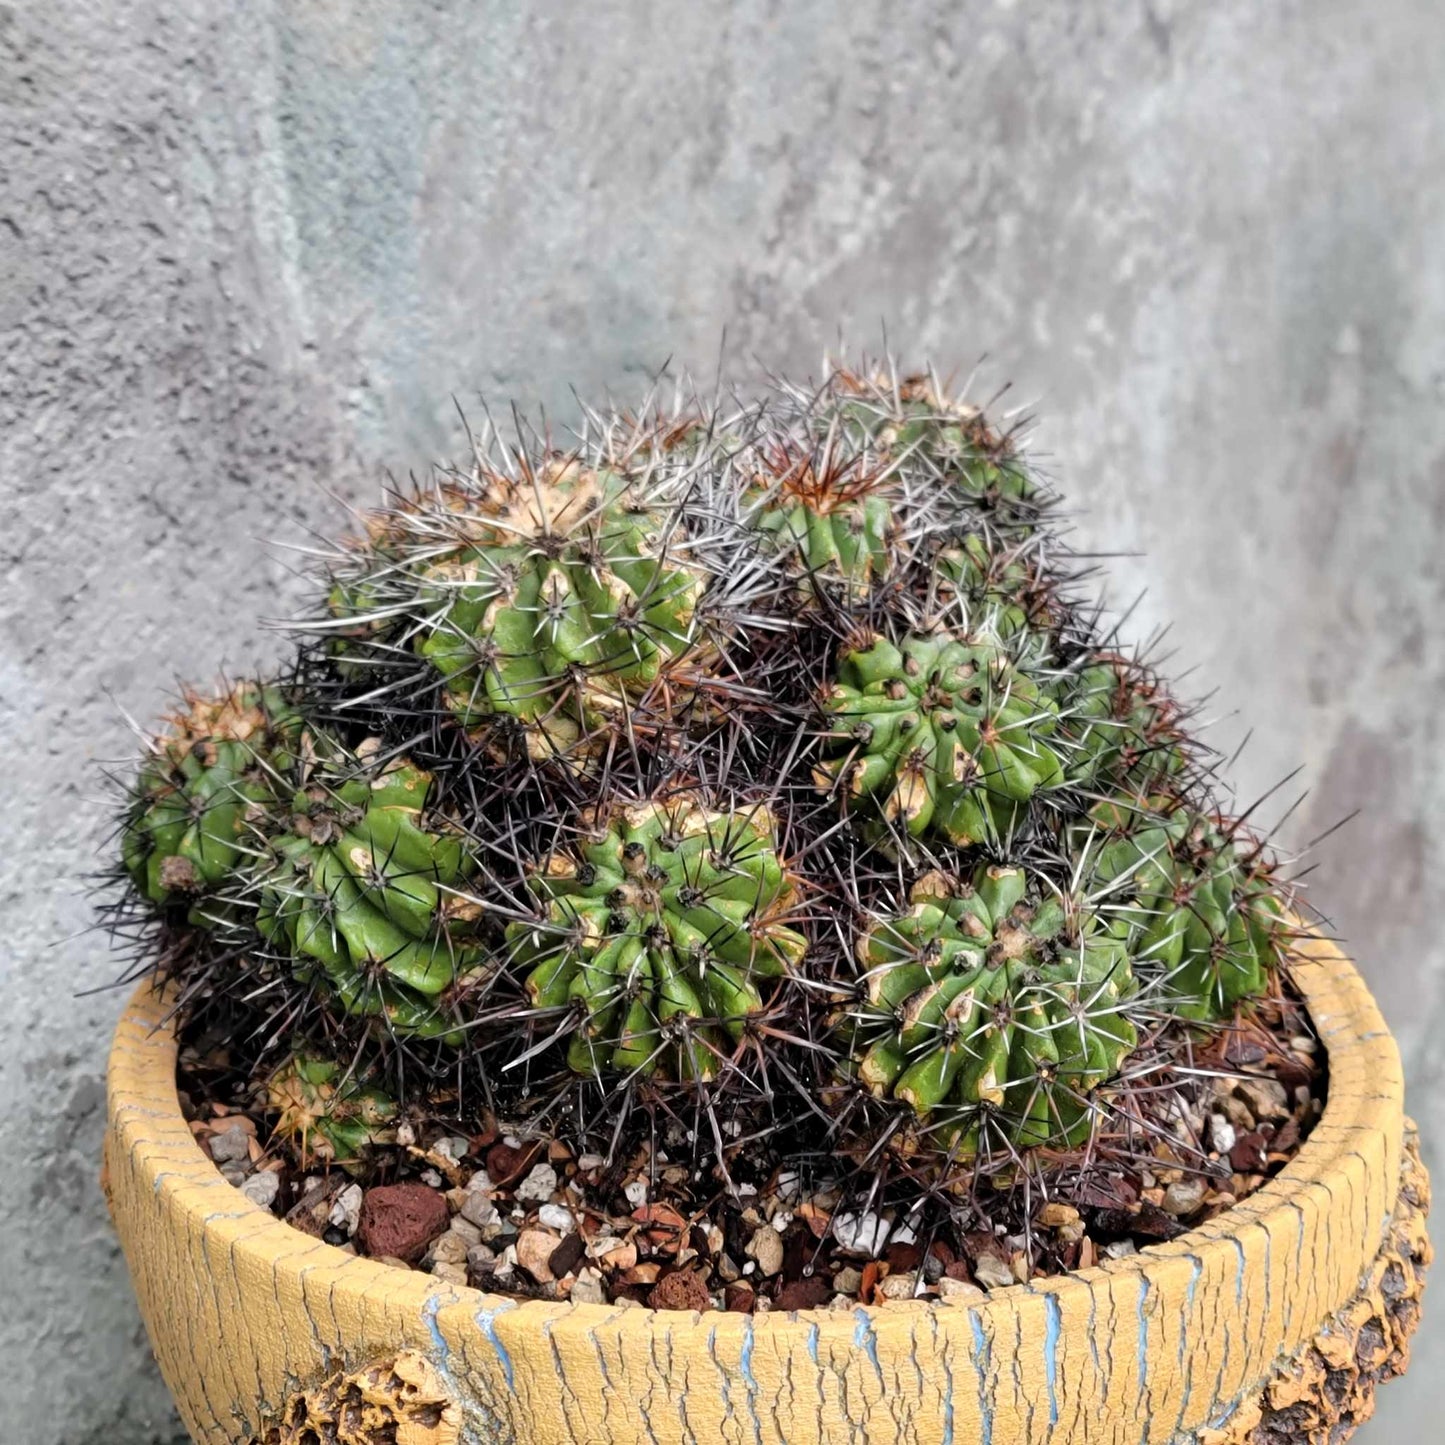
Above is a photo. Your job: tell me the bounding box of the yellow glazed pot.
[106,930,1429,1445]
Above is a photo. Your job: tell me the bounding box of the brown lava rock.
[357,1183,449,1264]
[649,1270,712,1312]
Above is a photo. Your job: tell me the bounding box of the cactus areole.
[104,361,1425,1443]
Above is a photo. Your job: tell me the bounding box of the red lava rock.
[944,1259,976,1284]
[357,1183,449,1263]
[775,1275,831,1311]
[649,1270,712,1312]
[486,1140,540,1188]
[724,1283,756,1313]
[885,1242,922,1273]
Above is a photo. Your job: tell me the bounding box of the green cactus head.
[824,367,1043,520]
[814,631,1066,850]
[1086,795,1287,1021]
[505,794,806,1080]
[327,459,703,767]
[255,748,490,1044]
[742,435,902,602]
[839,865,1137,1151]
[121,682,303,911]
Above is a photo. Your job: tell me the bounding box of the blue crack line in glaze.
[1043,1293,1062,1429]
[853,1309,883,1386]
[968,1310,994,1445]
[807,1322,820,1367]
[475,1302,517,1393]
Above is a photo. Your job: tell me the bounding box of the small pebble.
[832,1211,890,1256]
[466,1243,497,1274]
[1209,1114,1238,1155]
[575,1154,605,1172]
[459,1191,501,1231]
[1102,1240,1138,1260]
[435,1136,471,1162]
[624,1178,649,1209]
[569,1268,607,1304]
[431,1261,468,1286]
[878,1271,918,1301]
[937,1276,985,1301]
[1236,1078,1290,1122]
[219,1163,248,1187]
[209,1124,251,1165]
[745,1225,785,1277]
[972,1254,1015,1291]
[240,1171,280,1210]
[516,1228,560,1284]
[430,1232,469,1268]
[329,1183,364,1235]
[538,1203,575,1232]
[448,1216,484,1247]
[1162,1179,1207,1218]
[832,1266,863,1296]
[516,1163,559,1204]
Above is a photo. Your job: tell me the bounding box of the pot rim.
[107,925,1403,1337]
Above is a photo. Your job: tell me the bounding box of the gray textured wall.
[2,1,1441,1439]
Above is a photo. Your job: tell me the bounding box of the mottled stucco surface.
[1,2,1440,1440]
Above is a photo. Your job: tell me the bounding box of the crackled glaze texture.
[106,930,1424,1444]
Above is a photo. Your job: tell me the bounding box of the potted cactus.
[104,362,1428,1444]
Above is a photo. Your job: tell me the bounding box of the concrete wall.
[2,2,1440,1439]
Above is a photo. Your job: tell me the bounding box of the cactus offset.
[1087,797,1286,1020]
[506,796,805,1079]
[121,683,302,910]
[841,866,1136,1150]
[266,1054,398,1171]
[255,752,489,1043]
[815,632,1066,848]
[327,458,702,765]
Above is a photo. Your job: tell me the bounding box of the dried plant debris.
[108,356,1329,1309]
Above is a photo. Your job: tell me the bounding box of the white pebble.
[515,1162,558,1203]
[329,1183,364,1235]
[538,1203,575,1232]
[832,1211,891,1256]
[623,1178,649,1209]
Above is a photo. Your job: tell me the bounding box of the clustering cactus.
[254,752,488,1042]
[266,1055,397,1170]
[121,683,301,912]
[112,358,1298,1193]
[326,458,702,766]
